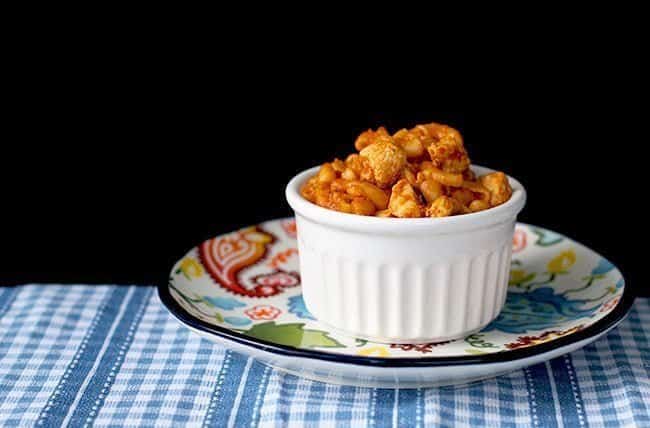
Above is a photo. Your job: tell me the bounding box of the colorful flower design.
[532,228,564,246]
[512,229,527,253]
[287,295,315,320]
[591,258,615,276]
[281,219,297,239]
[169,284,247,327]
[389,341,452,354]
[176,258,204,279]
[509,269,536,286]
[267,249,299,269]
[250,270,300,296]
[547,250,576,274]
[465,334,497,349]
[484,287,598,333]
[202,296,246,310]
[243,322,343,348]
[600,296,621,313]
[505,325,584,350]
[358,346,390,357]
[198,227,280,297]
[616,278,624,289]
[245,305,282,320]
[223,316,252,326]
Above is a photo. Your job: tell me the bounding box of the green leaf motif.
[465,334,497,348]
[175,267,190,280]
[215,312,224,323]
[509,271,537,286]
[532,228,563,247]
[244,322,344,348]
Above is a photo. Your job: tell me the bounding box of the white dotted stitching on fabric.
[84,291,151,426]
[524,367,539,428]
[36,292,110,425]
[564,355,586,426]
[250,365,272,427]
[415,388,423,426]
[203,352,232,427]
[369,389,378,426]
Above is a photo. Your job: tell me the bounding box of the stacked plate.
[159,219,632,388]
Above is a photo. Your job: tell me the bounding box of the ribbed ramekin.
[286,165,526,344]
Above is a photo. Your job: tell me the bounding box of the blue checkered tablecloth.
[0,285,648,427]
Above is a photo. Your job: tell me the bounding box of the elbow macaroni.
[301,121,513,217]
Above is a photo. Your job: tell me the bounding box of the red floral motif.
[281,219,297,239]
[245,305,282,320]
[600,296,621,313]
[198,227,281,298]
[513,229,527,253]
[267,249,298,269]
[505,325,584,350]
[250,270,300,296]
[390,341,452,354]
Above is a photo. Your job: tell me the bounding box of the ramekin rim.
[286,165,526,233]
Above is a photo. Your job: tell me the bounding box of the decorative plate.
[159,219,633,388]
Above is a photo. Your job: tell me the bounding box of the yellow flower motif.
[510,269,526,285]
[547,250,576,274]
[509,269,536,286]
[179,258,204,278]
[242,227,273,244]
[357,346,390,357]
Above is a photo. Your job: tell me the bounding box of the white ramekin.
[285,165,526,344]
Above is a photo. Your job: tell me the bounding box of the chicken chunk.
[360,140,407,187]
[389,179,423,218]
[354,127,393,151]
[392,128,426,159]
[479,172,512,206]
[344,154,374,182]
[419,179,444,204]
[425,196,463,218]
[427,136,471,174]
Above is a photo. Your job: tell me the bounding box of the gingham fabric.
[0,285,647,427]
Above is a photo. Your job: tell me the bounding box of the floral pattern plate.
[159,219,633,387]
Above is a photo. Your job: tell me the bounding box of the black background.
[0,39,644,297]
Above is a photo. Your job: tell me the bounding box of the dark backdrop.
[0,53,644,297]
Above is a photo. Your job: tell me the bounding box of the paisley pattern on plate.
[169,219,625,358]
